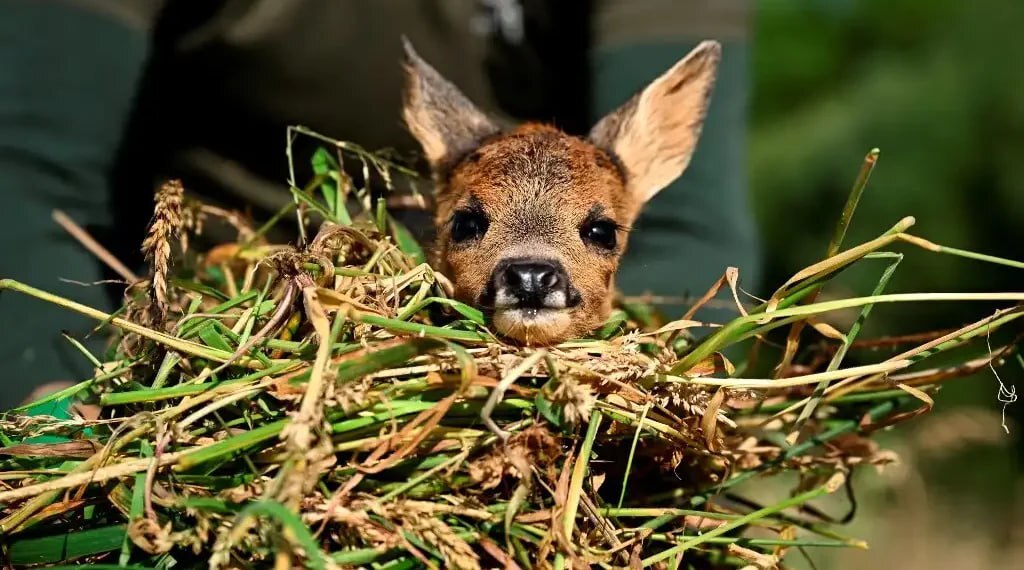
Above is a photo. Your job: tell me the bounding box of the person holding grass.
[0,0,759,409]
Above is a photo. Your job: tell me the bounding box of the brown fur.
[401,39,721,344]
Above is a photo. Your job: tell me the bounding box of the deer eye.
[451,209,489,243]
[580,219,618,251]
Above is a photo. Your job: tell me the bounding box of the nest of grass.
[1,134,1022,569]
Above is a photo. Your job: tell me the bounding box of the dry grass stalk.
[52,209,140,282]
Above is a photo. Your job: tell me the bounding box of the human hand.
[21,382,101,420]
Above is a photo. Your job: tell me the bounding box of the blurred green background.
[752,0,1022,324]
[750,0,1023,566]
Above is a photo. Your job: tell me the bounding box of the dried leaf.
[0,440,100,458]
[685,352,736,378]
[728,543,779,569]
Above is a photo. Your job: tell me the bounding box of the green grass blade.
[793,252,903,430]
[643,473,846,565]
[7,525,126,565]
[233,501,331,570]
[616,404,650,509]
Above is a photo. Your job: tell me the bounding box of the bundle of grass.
[1,134,1022,569]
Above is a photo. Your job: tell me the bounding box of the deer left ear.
[589,41,721,204]
[401,38,500,174]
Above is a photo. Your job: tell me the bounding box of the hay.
[1,135,1022,569]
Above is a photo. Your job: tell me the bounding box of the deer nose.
[493,258,572,308]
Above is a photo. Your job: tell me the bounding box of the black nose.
[494,258,570,306]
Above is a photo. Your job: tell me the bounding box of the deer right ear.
[589,41,721,205]
[401,38,500,173]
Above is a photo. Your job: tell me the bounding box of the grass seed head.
[141,179,185,319]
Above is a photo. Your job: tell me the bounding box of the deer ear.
[589,41,721,204]
[401,38,500,173]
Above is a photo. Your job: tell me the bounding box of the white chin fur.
[492,308,572,345]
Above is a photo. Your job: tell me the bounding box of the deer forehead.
[445,126,630,220]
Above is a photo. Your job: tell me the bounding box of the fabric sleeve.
[0,0,155,409]
[589,0,762,324]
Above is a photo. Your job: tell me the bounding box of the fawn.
[401,39,720,345]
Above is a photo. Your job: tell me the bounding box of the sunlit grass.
[0,136,1020,569]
